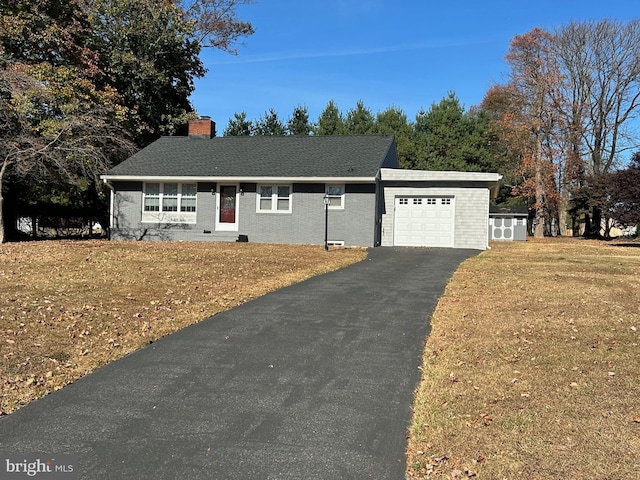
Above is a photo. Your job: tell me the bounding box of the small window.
[257,184,291,213]
[326,185,344,209]
[259,185,273,211]
[413,198,422,205]
[441,198,451,205]
[144,183,160,212]
[426,198,437,205]
[181,183,197,212]
[162,183,178,212]
[399,198,408,205]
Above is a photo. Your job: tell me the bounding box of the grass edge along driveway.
[407,238,640,479]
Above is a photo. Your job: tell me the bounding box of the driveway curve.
[0,247,478,479]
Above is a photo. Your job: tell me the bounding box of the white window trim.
[326,184,345,210]
[142,182,197,224]
[256,184,292,213]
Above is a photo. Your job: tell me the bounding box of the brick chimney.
[188,116,216,138]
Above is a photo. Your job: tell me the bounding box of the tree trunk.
[533,136,545,238]
[0,161,9,244]
[590,206,603,238]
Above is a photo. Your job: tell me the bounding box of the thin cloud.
[206,39,493,66]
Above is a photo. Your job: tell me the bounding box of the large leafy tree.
[500,28,563,238]
[0,0,254,242]
[0,1,135,242]
[88,0,206,147]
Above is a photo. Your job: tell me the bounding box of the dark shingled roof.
[106,135,398,178]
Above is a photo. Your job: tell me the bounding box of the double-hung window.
[326,184,345,209]
[143,182,197,223]
[257,185,291,213]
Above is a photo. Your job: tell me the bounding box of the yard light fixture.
[323,193,330,251]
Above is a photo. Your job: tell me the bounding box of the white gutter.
[100,175,377,183]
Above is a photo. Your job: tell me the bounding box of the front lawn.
[407,238,640,479]
[0,240,366,414]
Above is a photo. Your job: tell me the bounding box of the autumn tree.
[0,1,135,242]
[609,152,640,228]
[0,0,254,242]
[502,28,563,237]
[480,85,529,204]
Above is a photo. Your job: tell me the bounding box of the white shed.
[379,169,502,250]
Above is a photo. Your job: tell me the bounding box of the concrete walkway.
[0,247,478,479]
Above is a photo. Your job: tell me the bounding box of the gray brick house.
[101,119,502,249]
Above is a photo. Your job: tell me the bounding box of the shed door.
[394,197,455,247]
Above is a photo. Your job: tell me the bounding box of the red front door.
[219,185,237,224]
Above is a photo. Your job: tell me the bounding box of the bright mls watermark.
[1,455,78,479]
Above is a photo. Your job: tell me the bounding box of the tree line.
[2,6,639,241]
[223,95,501,175]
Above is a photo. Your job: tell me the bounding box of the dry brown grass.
[407,238,640,479]
[0,240,366,415]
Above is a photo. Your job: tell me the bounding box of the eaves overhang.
[101,175,377,184]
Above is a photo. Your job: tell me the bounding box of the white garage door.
[394,196,455,247]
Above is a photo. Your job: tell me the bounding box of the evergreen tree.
[314,100,345,135]
[253,108,286,135]
[287,105,312,136]
[223,112,252,136]
[345,100,375,135]
[374,106,416,169]
[414,92,497,172]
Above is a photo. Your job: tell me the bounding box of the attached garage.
[379,169,502,250]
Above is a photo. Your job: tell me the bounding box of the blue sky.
[189,0,636,132]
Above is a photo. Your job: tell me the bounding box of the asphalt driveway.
[0,247,478,479]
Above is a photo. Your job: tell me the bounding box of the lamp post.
[323,194,330,251]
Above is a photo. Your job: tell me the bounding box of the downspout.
[101,178,115,240]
